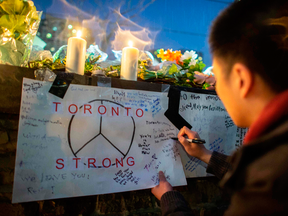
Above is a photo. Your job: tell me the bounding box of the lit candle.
[121,41,139,81]
[66,30,87,75]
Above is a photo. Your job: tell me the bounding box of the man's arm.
[178,127,231,179]
[206,151,231,179]
[152,171,194,216]
[161,191,194,216]
[151,127,232,215]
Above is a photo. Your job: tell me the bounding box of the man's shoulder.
[220,120,288,215]
[221,119,288,190]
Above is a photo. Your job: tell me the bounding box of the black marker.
[171,137,206,144]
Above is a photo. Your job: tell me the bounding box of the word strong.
[53,102,144,117]
[56,157,135,169]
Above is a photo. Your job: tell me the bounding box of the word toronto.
[52,102,145,117]
[55,157,135,169]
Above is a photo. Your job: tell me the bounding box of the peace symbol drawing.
[67,99,136,168]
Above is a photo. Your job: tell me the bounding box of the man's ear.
[231,63,254,98]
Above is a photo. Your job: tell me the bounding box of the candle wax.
[66,37,87,75]
[121,47,139,81]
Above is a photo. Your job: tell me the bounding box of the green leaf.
[183,58,190,64]
[181,58,190,67]
[186,72,194,79]
[198,62,206,71]
[0,14,27,35]
[168,64,179,75]
[202,83,211,89]
[188,64,196,71]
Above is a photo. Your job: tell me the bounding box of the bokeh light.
[46,33,52,39]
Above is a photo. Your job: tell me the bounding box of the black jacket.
[161,118,288,216]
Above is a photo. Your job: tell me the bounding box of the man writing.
[152,0,288,215]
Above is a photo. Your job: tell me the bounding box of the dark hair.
[209,0,288,92]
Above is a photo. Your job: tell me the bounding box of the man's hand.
[178,126,212,164]
[151,171,173,200]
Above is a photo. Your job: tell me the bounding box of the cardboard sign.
[12,78,187,203]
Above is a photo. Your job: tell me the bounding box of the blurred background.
[32,0,235,67]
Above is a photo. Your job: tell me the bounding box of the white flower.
[180,50,198,62]
[188,59,197,66]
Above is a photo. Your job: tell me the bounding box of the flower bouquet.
[138,49,216,90]
[0,0,42,66]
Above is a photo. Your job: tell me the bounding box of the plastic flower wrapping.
[86,45,108,63]
[31,44,109,77]
[0,0,42,66]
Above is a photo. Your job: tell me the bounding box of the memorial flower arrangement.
[0,0,42,66]
[138,49,215,90]
[29,47,216,90]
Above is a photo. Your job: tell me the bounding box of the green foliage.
[168,64,178,74]
[28,58,65,70]
[202,83,211,89]
[84,55,102,73]
[103,65,121,77]
[182,58,191,68]
[188,61,206,72]
[186,72,194,79]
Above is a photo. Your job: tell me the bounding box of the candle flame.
[77,30,82,38]
[128,40,133,47]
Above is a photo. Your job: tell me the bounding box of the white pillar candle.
[120,41,139,81]
[66,30,87,75]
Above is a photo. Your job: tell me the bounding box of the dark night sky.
[33,0,234,66]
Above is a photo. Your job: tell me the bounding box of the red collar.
[244,89,288,145]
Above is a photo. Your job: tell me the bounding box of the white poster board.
[12,78,187,203]
[178,91,247,177]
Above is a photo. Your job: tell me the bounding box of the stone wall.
[0,65,230,216]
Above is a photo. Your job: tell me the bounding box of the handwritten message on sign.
[178,92,247,177]
[12,78,187,203]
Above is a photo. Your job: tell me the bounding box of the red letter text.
[84,104,92,114]
[116,158,123,168]
[136,109,144,117]
[102,158,111,168]
[98,105,107,115]
[68,104,78,114]
[73,158,81,168]
[56,158,64,169]
[127,157,135,166]
[88,158,96,168]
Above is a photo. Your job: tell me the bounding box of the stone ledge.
[0,65,34,115]
[0,131,8,145]
[0,155,15,169]
[0,169,14,185]
[0,114,19,131]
